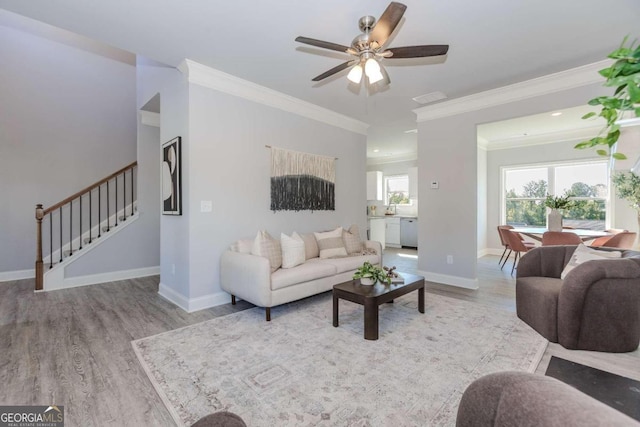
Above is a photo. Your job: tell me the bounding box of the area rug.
[132,292,547,426]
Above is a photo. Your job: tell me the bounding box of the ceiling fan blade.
[386,45,449,59]
[311,61,355,81]
[295,36,351,53]
[369,2,407,48]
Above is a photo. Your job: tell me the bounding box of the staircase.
[35,162,138,291]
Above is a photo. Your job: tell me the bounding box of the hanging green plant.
[574,37,640,159]
[612,170,640,210]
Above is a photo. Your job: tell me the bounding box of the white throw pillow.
[560,244,622,279]
[280,232,306,269]
[314,227,348,259]
[252,230,282,273]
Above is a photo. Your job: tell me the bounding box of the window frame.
[500,159,611,229]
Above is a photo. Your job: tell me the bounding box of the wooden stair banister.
[34,161,138,291]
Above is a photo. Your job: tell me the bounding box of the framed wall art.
[162,136,182,215]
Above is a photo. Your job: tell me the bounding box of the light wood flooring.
[1,249,638,426]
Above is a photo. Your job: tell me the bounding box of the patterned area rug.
[133,292,547,426]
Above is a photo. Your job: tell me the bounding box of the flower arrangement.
[353,261,391,285]
[544,193,574,210]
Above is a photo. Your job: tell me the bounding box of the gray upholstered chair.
[516,245,640,352]
[456,371,640,426]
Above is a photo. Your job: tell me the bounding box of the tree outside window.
[503,161,608,230]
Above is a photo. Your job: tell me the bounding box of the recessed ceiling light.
[404,129,418,134]
[373,149,380,153]
[551,111,563,117]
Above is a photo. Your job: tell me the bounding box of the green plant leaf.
[574,141,594,149]
[581,112,597,120]
[596,149,608,156]
[612,152,628,160]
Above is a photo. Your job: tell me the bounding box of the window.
[385,175,411,205]
[502,160,608,230]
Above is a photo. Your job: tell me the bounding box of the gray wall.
[184,84,367,300]
[417,82,610,282]
[0,23,136,274]
[477,147,488,253]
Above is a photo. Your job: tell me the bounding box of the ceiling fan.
[295,2,449,85]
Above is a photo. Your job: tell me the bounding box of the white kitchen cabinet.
[367,171,383,201]
[368,217,386,249]
[385,217,401,248]
[408,166,418,199]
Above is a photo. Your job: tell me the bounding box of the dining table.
[510,227,611,243]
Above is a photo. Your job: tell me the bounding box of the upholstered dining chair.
[598,231,637,249]
[497,226,535,270]
[589,229,627,248]
[502,229,534,275]
[541,231,582,246]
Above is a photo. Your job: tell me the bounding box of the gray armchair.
[456,371,639,426]
[516,245,640,352]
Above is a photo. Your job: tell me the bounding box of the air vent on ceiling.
[412,91,447,105]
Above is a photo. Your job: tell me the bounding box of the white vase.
[359,277,376,285]
[548,209,563,232]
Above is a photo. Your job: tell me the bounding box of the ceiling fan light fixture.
[347,64,363,84]
[367,69,384,84]
[364,57,381,76]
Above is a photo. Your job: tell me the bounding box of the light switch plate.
[430,181,439,189]
[200,200,213,213]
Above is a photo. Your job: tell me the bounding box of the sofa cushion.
[271,261,337,290]
[315,227,348,259]
[343,224,364,254]
[561,244,621,279]
[252,230,282,273]
[299,233,319,260]
[280,232,305,269]
[313,253,380,274]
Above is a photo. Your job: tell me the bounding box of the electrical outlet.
[446,255,453,264]
[200,200,213,213]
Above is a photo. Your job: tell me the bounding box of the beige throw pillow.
[299,233,320,260]
[252,230,282,273]
[280,232,306,269]
[343,224,364,254]
[560,244,621,279]
[314,227,348,259]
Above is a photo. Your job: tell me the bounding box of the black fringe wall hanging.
[269,146,336,211]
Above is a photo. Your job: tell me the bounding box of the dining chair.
[598,231,637,249]
[502,229,534,275]
[588,229,627,248]
[497,226,535,270]
[541,231,582,246]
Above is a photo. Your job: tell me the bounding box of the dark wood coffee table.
[332,272,425,340]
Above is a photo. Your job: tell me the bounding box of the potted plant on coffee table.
[353,261,391,285]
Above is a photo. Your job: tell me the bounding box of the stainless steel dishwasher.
[400,218,418,248]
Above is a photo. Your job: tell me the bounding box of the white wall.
[417,81,609,287]
[0,23,136,275]
[477,147,488,255]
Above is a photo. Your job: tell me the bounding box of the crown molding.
[367,152,417,165]
[414,60,611,122]
[178,59,369,135]
[140,111,160,127]
[480,125,602,151]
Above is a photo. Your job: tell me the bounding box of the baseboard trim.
[0,269,35,282]
[479,248,505,257]
[158,282,231,313]
[48,266,160,291]
[417,269,479,290]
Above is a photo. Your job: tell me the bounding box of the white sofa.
[220,234,382,321]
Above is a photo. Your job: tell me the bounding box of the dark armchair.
[516,245,640,352]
